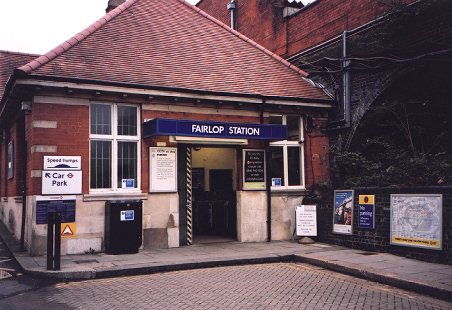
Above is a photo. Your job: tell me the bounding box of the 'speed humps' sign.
[42,156,82,195]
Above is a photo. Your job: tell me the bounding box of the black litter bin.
[105,200,142,254]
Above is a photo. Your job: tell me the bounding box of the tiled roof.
[0,50,39,99]
[17,0,330,100]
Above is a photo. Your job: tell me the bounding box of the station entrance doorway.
[190,147,237,244]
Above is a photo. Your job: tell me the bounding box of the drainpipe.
[342,30,351,127]
[265,146,272,242]
[227,0,237,30]
[260,103,272,242]
[20,101,30,251]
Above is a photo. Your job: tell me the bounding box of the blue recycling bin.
[105,200,142,254]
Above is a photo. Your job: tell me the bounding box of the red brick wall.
[28,101,89,195]
[304,116,330,187]
[199,0,416,57]
[198,0,231,26]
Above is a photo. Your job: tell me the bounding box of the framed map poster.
[333,190,354,234]
[390,194,442,250]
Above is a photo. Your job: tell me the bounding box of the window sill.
[83,191,148,202]
[270,188,307,196]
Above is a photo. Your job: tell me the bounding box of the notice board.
[243,149,266,190]
[296,205,317,236]
[149,147,177,192]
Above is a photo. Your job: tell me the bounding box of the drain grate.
[73,259,99,264]
[359,252,378,256]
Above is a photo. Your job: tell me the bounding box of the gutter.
[13,74,334,107]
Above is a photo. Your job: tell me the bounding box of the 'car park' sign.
[41,170,82,195]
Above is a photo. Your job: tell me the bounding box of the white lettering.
[192,124,224,134]
[229,126,260,136]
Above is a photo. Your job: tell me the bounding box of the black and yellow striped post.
[186,147,193,245]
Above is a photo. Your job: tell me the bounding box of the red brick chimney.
[106,0,126,13]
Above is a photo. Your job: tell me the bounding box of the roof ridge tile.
[178,0,309,78]
[17,0,138,74]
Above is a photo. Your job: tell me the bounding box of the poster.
[333,190,353,234]
[149,147,177,192]
[243,149,266,190]
[296,205,317,236]
[358,195,375,229]
[390,194,442,250]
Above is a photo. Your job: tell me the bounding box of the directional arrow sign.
[42,171,82,195]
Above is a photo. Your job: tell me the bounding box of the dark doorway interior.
[192,156,237,243]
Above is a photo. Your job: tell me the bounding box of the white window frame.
[269,115,305,191]
[89,102,141,193]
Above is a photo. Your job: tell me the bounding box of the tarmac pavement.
[1,223,451,302]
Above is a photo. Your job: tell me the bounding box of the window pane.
[288,146,301,186]
[269,115,283,125]
[117,106,137,136]
[287,115,300,141]
[270,147,285,186]
[90,140,112,188]
[90,104,111,135]
[117,142,137,188]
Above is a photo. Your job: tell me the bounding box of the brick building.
[0,0,332,255]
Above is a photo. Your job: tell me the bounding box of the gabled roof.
[17,0,330,101]
[0,50,39,99]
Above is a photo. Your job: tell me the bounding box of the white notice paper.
[149,147,177,192]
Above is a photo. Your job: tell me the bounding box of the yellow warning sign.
[61,223,76,238]
[359,195,375,205]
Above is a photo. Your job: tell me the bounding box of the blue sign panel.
[120,210,135,221]
[36,200,76,224]
[358,204,375,229]
[143,118,288,140]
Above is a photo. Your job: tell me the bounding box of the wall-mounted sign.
[44,156,81,170]
[42,171,82,195]
[296,205,317,236]
[36,195,76,224]
[149,147,177,192]
[7,142,13,179]
[243,149,266,190]
[122,179,135,189]
[272,178,282,187]
[333,190,354,234]
[61,223,77,238]
[358,195,375,229]
[390,194,442,250]
[143,118,288,140]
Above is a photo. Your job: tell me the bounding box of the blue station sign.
[143,118,288,140]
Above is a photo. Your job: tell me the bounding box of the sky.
[0,0,200,54]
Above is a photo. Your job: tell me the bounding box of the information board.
[390,194,442,250]
[296,205,317,236]
[149,147,177,192]
[243,149,266,190]
[36,195,76,224]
